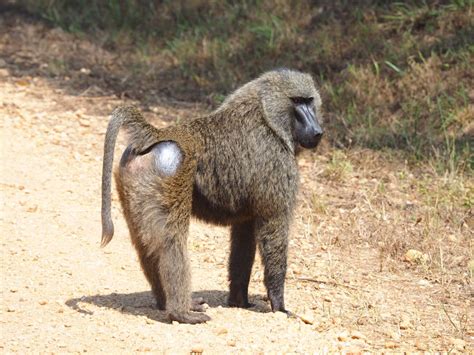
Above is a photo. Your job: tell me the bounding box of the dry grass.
[12,0,473,173]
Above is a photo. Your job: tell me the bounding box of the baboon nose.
[312,130,323,146]
[314,131,323,146]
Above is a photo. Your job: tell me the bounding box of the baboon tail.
[101,105,158,247]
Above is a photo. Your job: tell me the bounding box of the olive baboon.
[101,69,323,324]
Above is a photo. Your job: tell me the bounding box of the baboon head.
[259,69,323,151]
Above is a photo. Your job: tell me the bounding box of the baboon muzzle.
[294,103,323,148]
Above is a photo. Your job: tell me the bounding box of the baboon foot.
[169,311,211,324]
[228,300,254,308]
[154,299,166,311]
[228,297,254,309]
[191,297,206,312]
[275,309,295,318]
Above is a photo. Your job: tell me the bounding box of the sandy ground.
[0,12,472,353]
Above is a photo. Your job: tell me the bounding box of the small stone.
[418,279,430,286]
[450,338,466,350]
[79,118,90,127]
[337,332,349,342]
[447,234,457,242]
[384,341,399,349]
[399,320,411,330]
[10,288,18,293]
[216,328,228,335]
[171,321,179,326]
[145,318,154,324]
[415,340,428,351]
[389,331,401,341]
[468,259,474,275]
[404,249,428,264]
[7,306,16,312]
[350,331,366,340]
[300,312,314,325]
[227,340,236,347]
[39,300,48,305]
[191,346,203,353]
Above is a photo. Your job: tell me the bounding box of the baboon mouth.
[299,134,322,149]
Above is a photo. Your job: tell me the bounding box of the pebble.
[350,331,365,340]
[447,234,457,242]
[39,300,48,305]
[384,341,399,349]
[404,249,428,264]
[468,259,474,275]
[216,327,228,335]
[79,118,91,127]
[418,279,430,286]
[300,312,314,325]
[399,314,411,329]
[388,331,401,341]
[191,346,203,353]
[399,320,411,330]
[450,338,466,350]
[415,340,428,351]
[337,332,349,342]
[227,340,236,347]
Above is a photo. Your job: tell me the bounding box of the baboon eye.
[291,97,313,105]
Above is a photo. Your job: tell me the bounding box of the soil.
[1,11,472,353]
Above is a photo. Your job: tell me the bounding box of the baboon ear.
[260,89,295,153]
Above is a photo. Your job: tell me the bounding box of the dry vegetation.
[1,0,473,352]
[14,0,474,173]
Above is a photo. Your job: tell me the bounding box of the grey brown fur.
[101,69,323,324]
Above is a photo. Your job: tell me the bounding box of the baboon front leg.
[228,220,256,308]
[255,217,289,312]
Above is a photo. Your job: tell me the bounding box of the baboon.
[101,69,323,324]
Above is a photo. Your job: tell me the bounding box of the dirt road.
[1,13,472,353]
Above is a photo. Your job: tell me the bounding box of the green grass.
[15,0,474,173]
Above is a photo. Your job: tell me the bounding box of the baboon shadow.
[65,290,271,324]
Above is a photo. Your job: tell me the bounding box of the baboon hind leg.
[135,245,166,310]
[228,220,256,308]
[158,229,208,323]
[118,143,209,324]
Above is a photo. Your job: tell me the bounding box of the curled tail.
[101,105,158,247]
